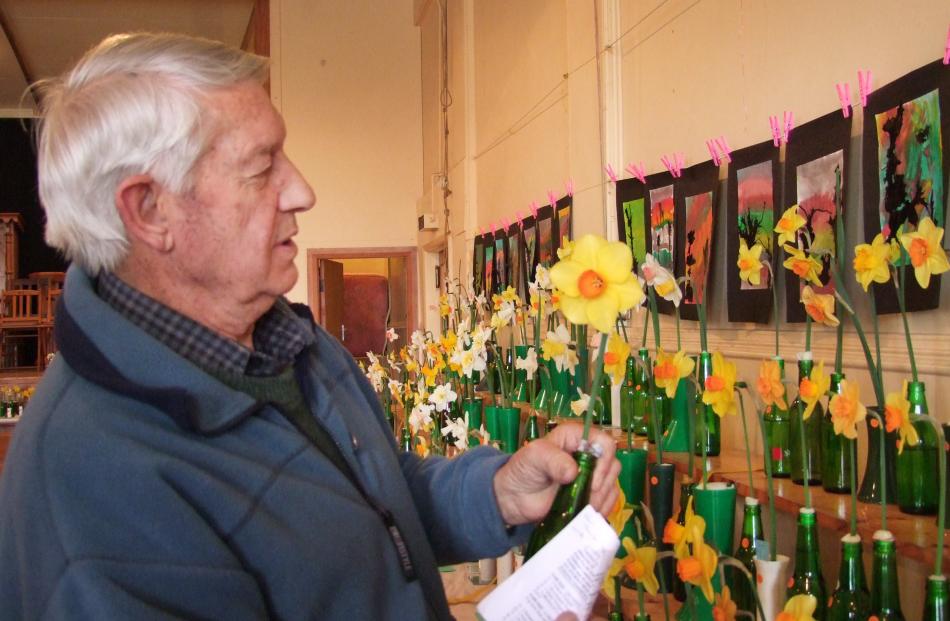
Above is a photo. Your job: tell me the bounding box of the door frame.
[306,247,418,339]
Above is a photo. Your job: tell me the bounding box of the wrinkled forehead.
[199,81,286,165]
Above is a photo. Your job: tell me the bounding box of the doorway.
[308,248,416,361]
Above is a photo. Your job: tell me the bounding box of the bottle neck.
[697,352,713,382]
[742,504,763,541]
[830,372,845,393]
[837,539,865,590]
[906,380,929,416]
[872,538,901,607]
[798,360,813,382]
[794,512,819,570]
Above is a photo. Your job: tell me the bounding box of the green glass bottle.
[763,357,792,478]
[822,372,852,494]
[524,449,597,560]
[633,349,652,436]
[827,534,870,620]
[593,372,612,426]
[787,508,827,619]
[790,355,822,485]
[895,380,938,515]
[694,351,720,457]
[620,356,638,433]
[924,574,949,621]
[728,497,763,615]
[649,376,671,446]
[672,477,695,602]
[400,425,413,453]
[523,413,541,445]
[870,530,904,620]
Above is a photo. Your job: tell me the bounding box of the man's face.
[166,81,314,308]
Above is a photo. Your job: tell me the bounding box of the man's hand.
[492,423,621,526]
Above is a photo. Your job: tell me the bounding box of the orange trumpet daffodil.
[783,244,823,286]
[801,285,839,327]
[884,381,920,454]
[775,205,806,247]
[756,358,787,410]
[702,352,738,417]
[653,349,695,400]
[737,240,765,286]
[828,379,866,440]
[853,233,892,292]
[798,359,830,420]
[899,216,950,289]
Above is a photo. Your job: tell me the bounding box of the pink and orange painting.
[736,161,775,290]
[684,191,714,305]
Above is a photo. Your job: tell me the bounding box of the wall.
[271,0,423,305]
[417,0,950,609]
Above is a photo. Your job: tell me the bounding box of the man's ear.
[114,174,173,253]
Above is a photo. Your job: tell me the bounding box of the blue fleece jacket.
[0,266,528,620]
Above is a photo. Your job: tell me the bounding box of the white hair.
[35,32,269,273]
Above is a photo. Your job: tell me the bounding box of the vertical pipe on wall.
[597,0,623,241]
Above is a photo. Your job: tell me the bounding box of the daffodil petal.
[549,260,584,297]
[586,290,620,333]
[571,234,605,268]
[597,241,635,282]
[558,294,588,325]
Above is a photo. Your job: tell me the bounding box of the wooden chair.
[0,289,41,370]
[38,288,61,367]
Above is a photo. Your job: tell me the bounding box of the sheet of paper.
[476,504,620,621]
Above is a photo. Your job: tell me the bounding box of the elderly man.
[0,33,619,620]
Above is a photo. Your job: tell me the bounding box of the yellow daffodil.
[550,233,645,333]
[653,349,695,399]
[439,294,451,317]
[853,233,892,291]
[798,359,830,420]
[783,244,823,286]
[500,286,520,304]
[414,436,429,458]
[439,331,457,355]
[602,537,634,602]
[676,539,718,603]
[801,286,839,327]
[421,364,439,387]
[557,239,575,260]
[828,379,866,440]
[663,497,706,560]
[737,240,764,286]
[602,538,660,601]
[899,216,950,289]
[713,585,737,621]
[702,352,737,417]
[775,205,806,246]
[884,381,919,454]
[777,594,818,621]
[604,333,632,385]
[623,543,659,596]
[606,482,633,535]
[756,359,787,410]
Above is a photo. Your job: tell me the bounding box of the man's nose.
[279,157,316,213]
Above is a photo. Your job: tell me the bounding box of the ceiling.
[0,0,256,114]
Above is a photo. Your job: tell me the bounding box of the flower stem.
[646,362,665,464]
[770,263,780,357]
[919,414,947,577]
[830,263,886,407]
[849,438,858,536]
[797,400,812,509]
[865,409,888,531]
[804,314,812,352]
[648,288,661,350]
[747,387,778,561]
[869,293,884,389]
[636,581,646,618]
[697,298,708,353]
[737,389,756,497]
[640,306,650,349]
[583,333,609,442]
[675,308,682,351]
[893,259,919,383]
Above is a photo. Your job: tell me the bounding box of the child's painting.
[727,140,779,323]
[494,235,507,293]
[622,198,647,267]
[875,90,944,241]
[523,219,537,285]
[649,185,675,270]
[736,160,775,291]
[785,109,850,323]
[473,235,485,295]
[484,243,494,295]
[536,205,554,266]
[556,197,573,248]
[508,227,524,300]
[683,191,714,306]
[862,59,949,313]
[795,150,843,296]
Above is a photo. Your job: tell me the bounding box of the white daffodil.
[410,330,426,353]
[639,253,665,287]
[653,271,682,308]
[409,401,434,434]
[534,264,552,290]
[442,415,470,450]
[461,349,487,378]
[541,324,579,375]
[366,351,380,366]
[515,347,539,380]
[386,328,398,343]
[455,324,472,348]
[387,379,402,398]
[428,382,458,412]
[471,325,493,350]
[571,389,591,417]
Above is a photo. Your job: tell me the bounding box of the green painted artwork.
[622,198,647,266]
